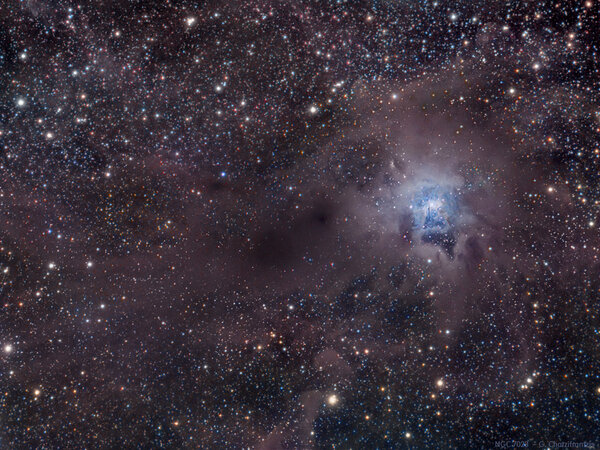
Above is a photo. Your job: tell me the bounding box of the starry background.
[1,0,600,448]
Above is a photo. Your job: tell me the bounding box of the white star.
[326,394,339,406]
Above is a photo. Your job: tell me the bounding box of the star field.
[1,1,600,448]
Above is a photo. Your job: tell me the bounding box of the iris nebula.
[410,183,461,255]
[1,1,599,448]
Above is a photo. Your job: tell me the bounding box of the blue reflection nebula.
[410,183,459,254]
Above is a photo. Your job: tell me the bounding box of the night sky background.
[1,1,600,448]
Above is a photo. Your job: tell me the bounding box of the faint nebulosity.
[1,1,600,448]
